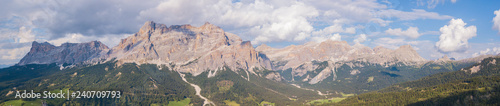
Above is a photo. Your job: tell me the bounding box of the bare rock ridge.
[256,40,427,84]
[256,40,427,70]
[18,41,109,65]
[106,21,272,75]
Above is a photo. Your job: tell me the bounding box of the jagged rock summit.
[106,21,272,75]
[18,41,109,65]
[256,40,427,70]
[256,40,427,82]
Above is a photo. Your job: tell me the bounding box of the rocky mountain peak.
[18,41,109,65]
[394,45,418,53]
[321,40,348,45]
[200,22,218,29]
[398,45,413,49]
[31,41,56,53]
[257,40,428,77]
[391,45,427,63]
[436,55,452,62]
[241,41,252,47]
[107,21,271,75]
[393,45,418,54]
[139,21,165,35]
[255,44,274,51]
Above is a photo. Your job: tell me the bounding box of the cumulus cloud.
[353,34,367,44]
[139,0,320,44]
[1,0,456,44]
[248,2,319,44]
[137,0,454,44]
[311,33,342,43]
[0,46,31,64]
[372,37,422,49]
[48,33,130,47]
[472,47,500,57]
[0,23,38,65]
[435,19,477,53]
[4,0,159,39]
[493,9,500,33]
[385,27,421,39]
[312,24,356,36]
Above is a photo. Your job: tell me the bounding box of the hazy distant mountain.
[256,41,427,70]
[18,41,109,65]
[256,40,428,84]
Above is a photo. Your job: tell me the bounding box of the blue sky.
[1,0,500,67]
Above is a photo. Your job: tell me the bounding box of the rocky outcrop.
[257,40,427,71]
[106,21,272,75]
[256,40,427,81]
[18,41,109,65]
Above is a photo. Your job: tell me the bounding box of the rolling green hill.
[0,61,324,105]
[185,68,323,106]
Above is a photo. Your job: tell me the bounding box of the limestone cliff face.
[257,40,427,70]
[106,21,271,75]
[18,41,109,65]
[256,40,427,83]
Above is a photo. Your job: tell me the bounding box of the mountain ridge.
[104,21,271,75]
[18,41,109,65]
[17,21,490,77]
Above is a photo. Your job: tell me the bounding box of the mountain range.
[1,21,497,105]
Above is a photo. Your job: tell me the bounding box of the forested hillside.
[0,61,197,105]
[328,57,500,105]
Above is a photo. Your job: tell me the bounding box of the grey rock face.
[256,40,428,82]
[18,41,109,65]
[106,21,272,75]
[257,40,427,71]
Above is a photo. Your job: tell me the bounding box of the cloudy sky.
[1,0,500,67]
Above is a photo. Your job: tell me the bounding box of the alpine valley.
[1,21,498,106]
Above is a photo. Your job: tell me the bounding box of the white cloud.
[493,9,500,33]
[311,33,342,43]
[435,19,477,53]
[0,46,31,65]
[353,34,367,44]
[313,24,356,36]
[140,0,319,44]
[472,47,500,57]
[0,46,30,60]
[417,0,458,9]
[372,37,422,49]
[248,2,319,44]
[137,0,454,44]
[377,9,453,20]
[16,26,36,43]
[48,33,130,47]
[385,27,421,39]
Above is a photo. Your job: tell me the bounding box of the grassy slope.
[278,61,474,95]
[186,68,323,106]
[327,57,500,105]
